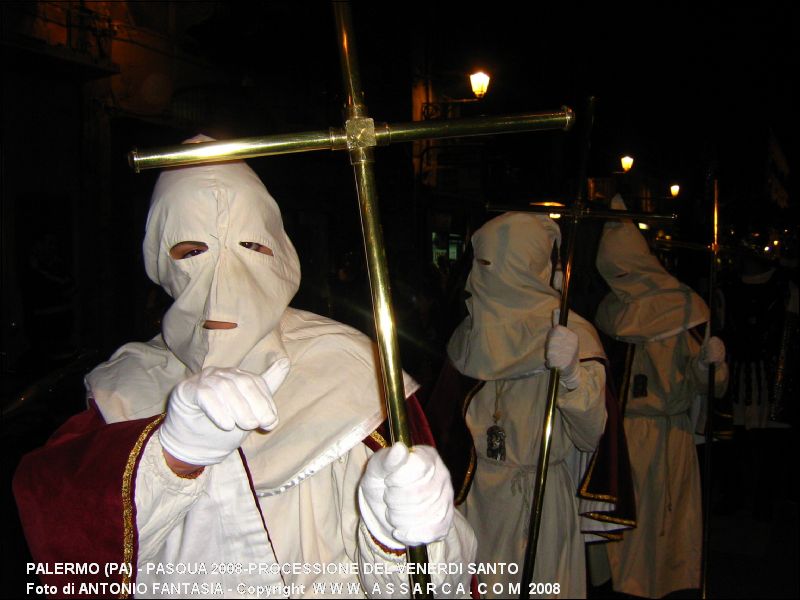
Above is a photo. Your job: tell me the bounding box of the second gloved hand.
[359,443,454,550]
[160,358,289,466]
[546,323,581,391]
[698,336,726,369]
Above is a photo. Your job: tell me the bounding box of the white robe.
[604,331,727,598]
[87,308,477,598]
[133,432,476,598]
[460,362,607,599]
[593,197,729,598]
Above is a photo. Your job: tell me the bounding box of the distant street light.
[670,184,680,198]
[620,155,634,173]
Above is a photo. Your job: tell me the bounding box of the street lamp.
[470,71,490,99]
[418,70,494,272]
[620,155,634,173]
[422,71,491,120]
[670,184,680,198]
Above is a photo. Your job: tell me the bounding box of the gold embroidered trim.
[455,381,484,505]
[577,442,637,528]
[455,449,477,506]
[120,415,165,598]
[591,531,624,541]
[369,430,389,448]
[578,447,618,502]
[582,511,637,528]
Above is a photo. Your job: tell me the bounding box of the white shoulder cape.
[86,308,419,495]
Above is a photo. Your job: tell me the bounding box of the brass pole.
[384,110,573,143]
[332,2,430,596]
[520,97,595,598]
[128,131,348,173]
[128,112,573,173]
[700,176,719,600]
[619,343,636,416]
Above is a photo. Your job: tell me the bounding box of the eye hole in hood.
[240,241,273,256]
[170,241,208,260]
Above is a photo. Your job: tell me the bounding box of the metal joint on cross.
[345,117,377,151]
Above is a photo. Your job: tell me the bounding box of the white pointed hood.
[594,195,708,342]
[85,137,419,494]
[448,212,604,381]
[142,135,301,374]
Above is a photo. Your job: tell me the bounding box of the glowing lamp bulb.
[620,156,634,173]
[470,71,490,99]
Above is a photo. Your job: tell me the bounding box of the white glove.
[552,268,564,292]
[698,336,726,369]
[359,443,455,550]
[546,317,581,391]
[160,358,289,466]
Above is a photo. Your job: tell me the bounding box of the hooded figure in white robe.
[594,195,728,598]
[14,136,476,599]
[446,212,608,599]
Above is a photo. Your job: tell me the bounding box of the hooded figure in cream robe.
[594,195,728,598]
[447,212,608,599]
[14,137,476,599]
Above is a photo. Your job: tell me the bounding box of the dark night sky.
[419,3,795,182]
[186,2,798,220]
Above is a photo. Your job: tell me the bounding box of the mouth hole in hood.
[204,320,238,330]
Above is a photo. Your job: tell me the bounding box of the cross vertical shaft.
[332,2,432,596]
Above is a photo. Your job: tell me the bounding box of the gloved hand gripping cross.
[359,443,455,551]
